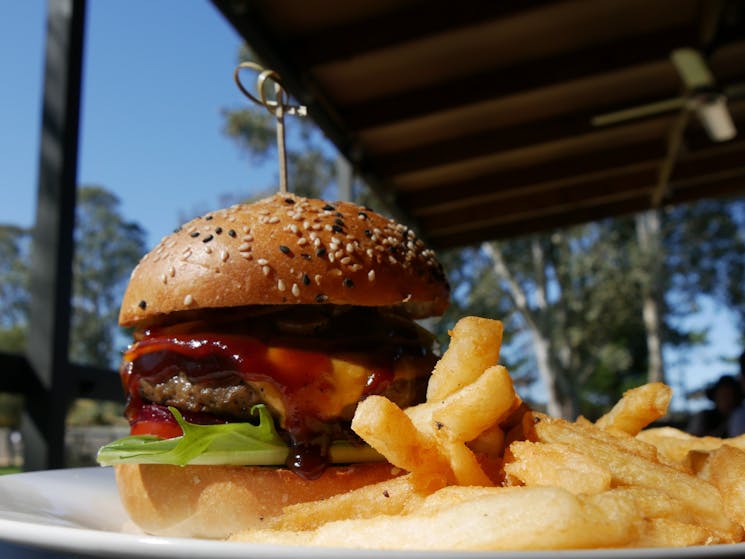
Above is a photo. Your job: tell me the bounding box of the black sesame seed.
[364,229,372,238]
[334,218,345,227]
[279,245,291,255]
[205,215,213,220]
[316,248,326,257]
[138,300,147,310]
[335,212,344,218]
[228,229,237,238]
[323,204,335,211]
[284,197,295,204]
[343,278,354,288]
[332,224,343,233]
[315,293,328,303]
[383,490,390,498]
[173,227,181,233]
[215,227,223,235]
[202,234,214,243]
[302,273,311,285]
[190,231,200,238]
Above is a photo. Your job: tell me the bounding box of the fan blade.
[670,48,715,90]
[591,97,687,127]
[695,94,737,141]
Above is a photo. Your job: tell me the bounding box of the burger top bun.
[120,193,450,327]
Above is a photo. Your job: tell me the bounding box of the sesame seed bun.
[119,193,449,327]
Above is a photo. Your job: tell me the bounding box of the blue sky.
[1,0,281,248]
[2,1,742,411]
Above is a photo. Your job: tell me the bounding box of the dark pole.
[22,0,86,470]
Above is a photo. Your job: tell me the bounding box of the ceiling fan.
[592,48,739,142]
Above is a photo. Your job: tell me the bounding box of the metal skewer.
[233,62,307,194]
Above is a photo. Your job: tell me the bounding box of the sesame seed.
[238,243,251,252]
[215,227,223,235]
[358,212,368,219]
[332,224,343,233]
[297,237,308,246]
[262,265,271,275]
[277,279,286,291]
[302,273,311,285]
[343,278,354,288]
[160,273,167,284]
[184,294,193,306]
[279,245,291,255]
[268,216,280,224]
[190,231,200,238]
[242,226,250,233]
[284,197,295,204]
[204,245,213,254]
[314,274,322,285]
[368,270,376,282]
[315,293,328,303]
[228,229,237,237]
[220,250,229,262]
[346,243,355,253]
[205,215,213,221]
[341,256,352,265]
[202,234,214,243]
[169,266,176,277]
[138,300,147,310]
[257,258,269,266]
[323,204,335,211]
[301,253,311,260]
[291,283,300,297]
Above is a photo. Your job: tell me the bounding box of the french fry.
[270,474,421,531]
[533,415,742,541]
[431,365,516,443]
[426,316,503,401]
[504,441,611,494]
[595,382,671,436]
[707,445,745,530]
[351,395,453,490]
[233,486,638,550]
[232,316,745,550]
[467,422,505,458]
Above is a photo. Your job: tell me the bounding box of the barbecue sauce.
[121,332,397,479]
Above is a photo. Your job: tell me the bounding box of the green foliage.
[0,225,30,348]
[70,186,147,367]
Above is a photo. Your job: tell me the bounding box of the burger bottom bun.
[114,462,400,539]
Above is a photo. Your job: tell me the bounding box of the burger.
[97,193,450,538]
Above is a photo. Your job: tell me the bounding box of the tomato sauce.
[120,331,396,479]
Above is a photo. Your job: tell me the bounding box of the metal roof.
[213,0,745,248]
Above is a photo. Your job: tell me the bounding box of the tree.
[69,186,147,367]
[439,196,745,419]
[0,225,30,353]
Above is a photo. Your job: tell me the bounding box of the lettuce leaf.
[96,405,383,467]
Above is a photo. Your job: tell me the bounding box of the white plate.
[0,468,744,559]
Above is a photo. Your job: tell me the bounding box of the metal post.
[22,0,86,470]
